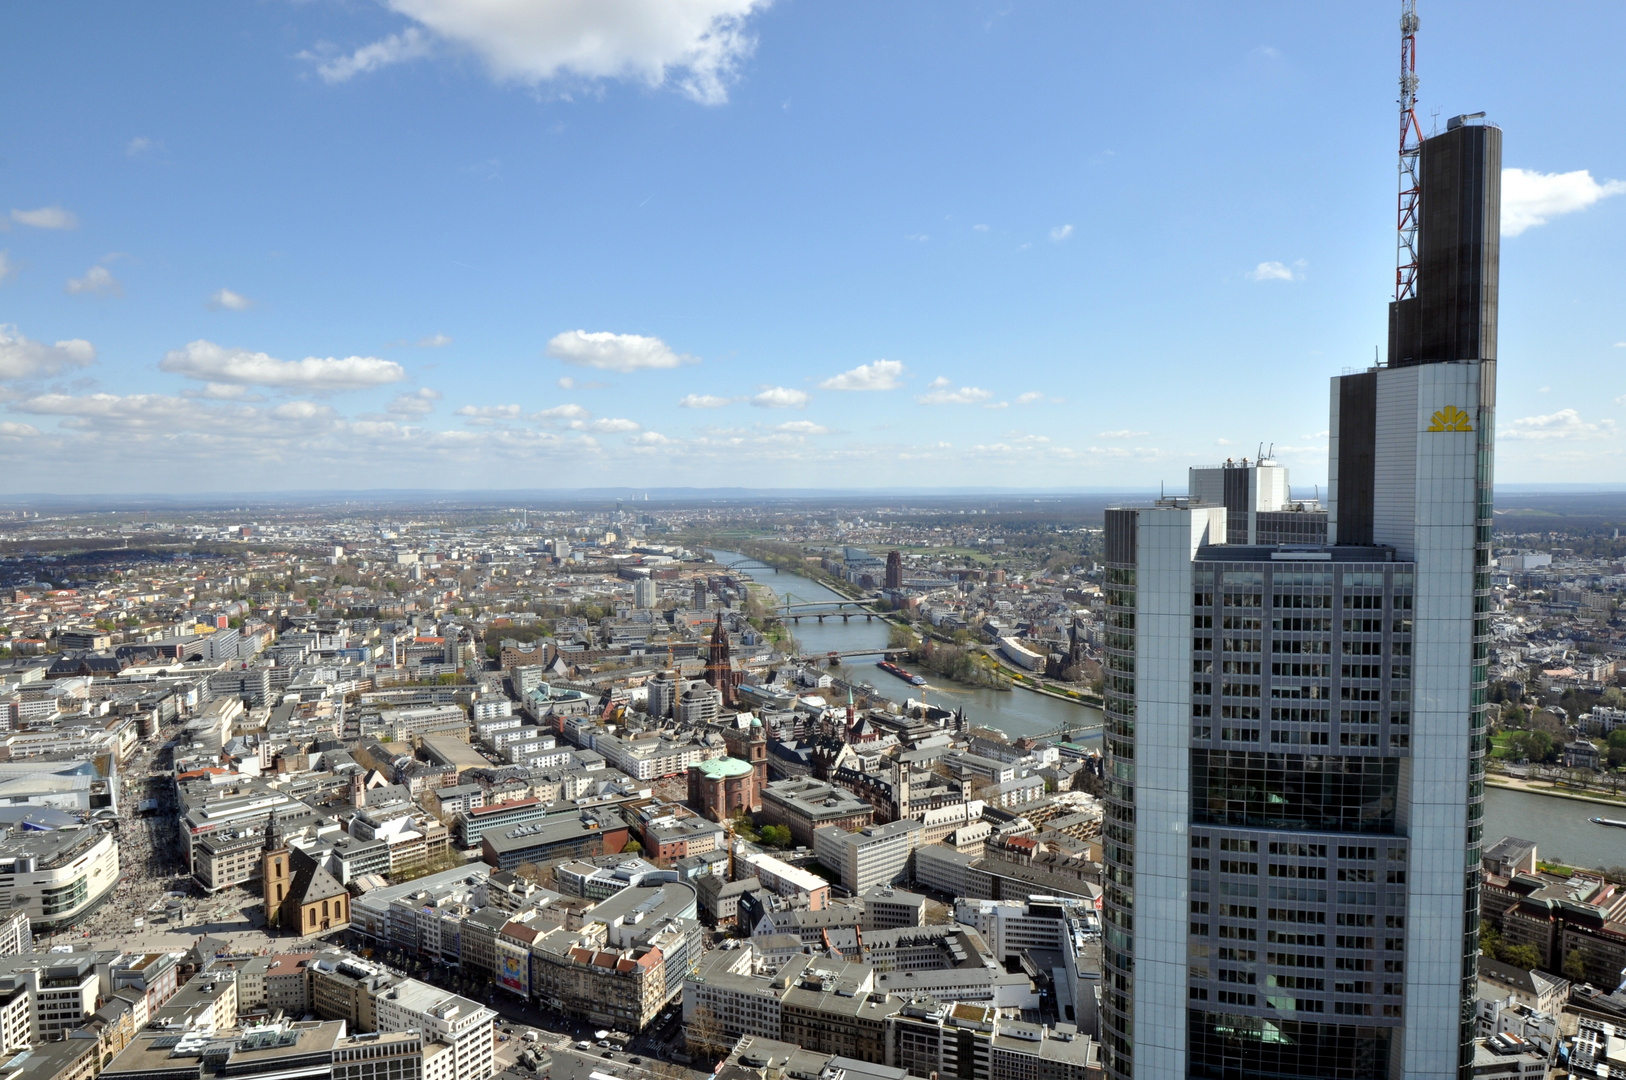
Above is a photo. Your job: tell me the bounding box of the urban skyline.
[2,2,1625,494]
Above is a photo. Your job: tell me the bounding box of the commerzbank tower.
[1096,19,1501,1080]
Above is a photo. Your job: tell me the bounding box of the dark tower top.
[1388,118,1502,366]
[262,806,287,853]
[706,612,735,706]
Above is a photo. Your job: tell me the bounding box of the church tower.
[261,806,290,931]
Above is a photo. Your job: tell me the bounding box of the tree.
[759,824,792,848]
[1500,944,1542,971]
[685,1003,730,1060]
[1564,948,1588,983]
[1479,923,1502,960]
[621,838,643,855]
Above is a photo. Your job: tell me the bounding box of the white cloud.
[0,325,96,380]
[547,329,690,372]
[66,265,122,297]
[1502,168,1626,236]
[533,403,590,420]
[985,401,1009,410]
[190,383,263,401]
[10,206,78,230]
[588,417,641,433]
[270,400,337,421]
[0,422,39,438]
[678,393,736,408]
[1502,408,1615,441]
[633,431,675,445]
[456,404,523,424]
[751,386,809,409]
[0,251,14,286]
[1614,343,1626,349]
[1016,391,1044,405]
[973,224,989,232]
[1246,261,1297,282]
[159,340,406,390]
[917,377,991,405]
[312,27,434,84]
[125,136,157,158]
[776,420,829,435]
[1098,429,1149,438]
[819,359,903,391]
[1049,224,1074,243]
[387,388,442,416]
[417,333,452,347]
[208,288,254,311]
[326,0,771,105]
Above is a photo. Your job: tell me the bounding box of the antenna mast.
[1395,0,1423,302]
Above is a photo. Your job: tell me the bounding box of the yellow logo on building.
[1426,405,1473,432]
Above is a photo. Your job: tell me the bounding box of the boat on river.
[878,660,927,686]
[1589,817,1626,829]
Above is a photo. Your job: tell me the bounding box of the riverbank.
[1486,775,1626,809]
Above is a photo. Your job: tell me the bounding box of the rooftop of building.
[762,777,874,817]
[691,756,754,779]
[102,1021,346,1079]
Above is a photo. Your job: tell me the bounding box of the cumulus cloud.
[10,206,78,230]
[751,386,809,409]
[318,0,770,105]
[160,340,406,390]
[547,329,691,372]
[587,417,641,433]
[1501,408,1615,441]
[819,359,903,391]
[126,136,156,158]
[1502,168,1626,236]
[188,383,264,401]
[0,422,39,438]
[633,431,674,445]
[456,404,523,425]
[917,377,991,406]
[0,251,14,286]
[1098,429,1149,438]
[208,288,254,311]
[678,393,736,408]
[417,333,452,347]
[776,420,829,435]
[1049,224,1074,243]
[0,326,96,381]
[1016,391,1044,405]
[533,403,590,421]
[311,27,434,84]
[387,388,442,416]
[1246,261,1298,282]
[66,265,122,297]
[270,400,337,421]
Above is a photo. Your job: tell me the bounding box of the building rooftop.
[691,757,753,780]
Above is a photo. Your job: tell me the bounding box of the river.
[709,549,1626,870]
[708,549,1103,743]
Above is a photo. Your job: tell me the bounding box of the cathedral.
[261,807,352,936]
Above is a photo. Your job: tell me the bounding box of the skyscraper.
[1100,115,1498,1080]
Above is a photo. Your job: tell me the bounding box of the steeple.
[263,805,287,853]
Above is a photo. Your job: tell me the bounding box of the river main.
[711,549,1625,870]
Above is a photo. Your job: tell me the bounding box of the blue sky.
[2,1,1624,494]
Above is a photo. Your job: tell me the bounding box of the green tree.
[621,838,642,855]
[1500,944,1542,971]
[1564,948,1588,983]
[759,824,792,848]
[1479,923,1502,960]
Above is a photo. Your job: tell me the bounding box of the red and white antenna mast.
[1395,0,1423,301]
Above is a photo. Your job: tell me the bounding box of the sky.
[2,1,1624,496]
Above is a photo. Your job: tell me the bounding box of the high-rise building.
[1099,115,1498,1080]
[885,550,904,590]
